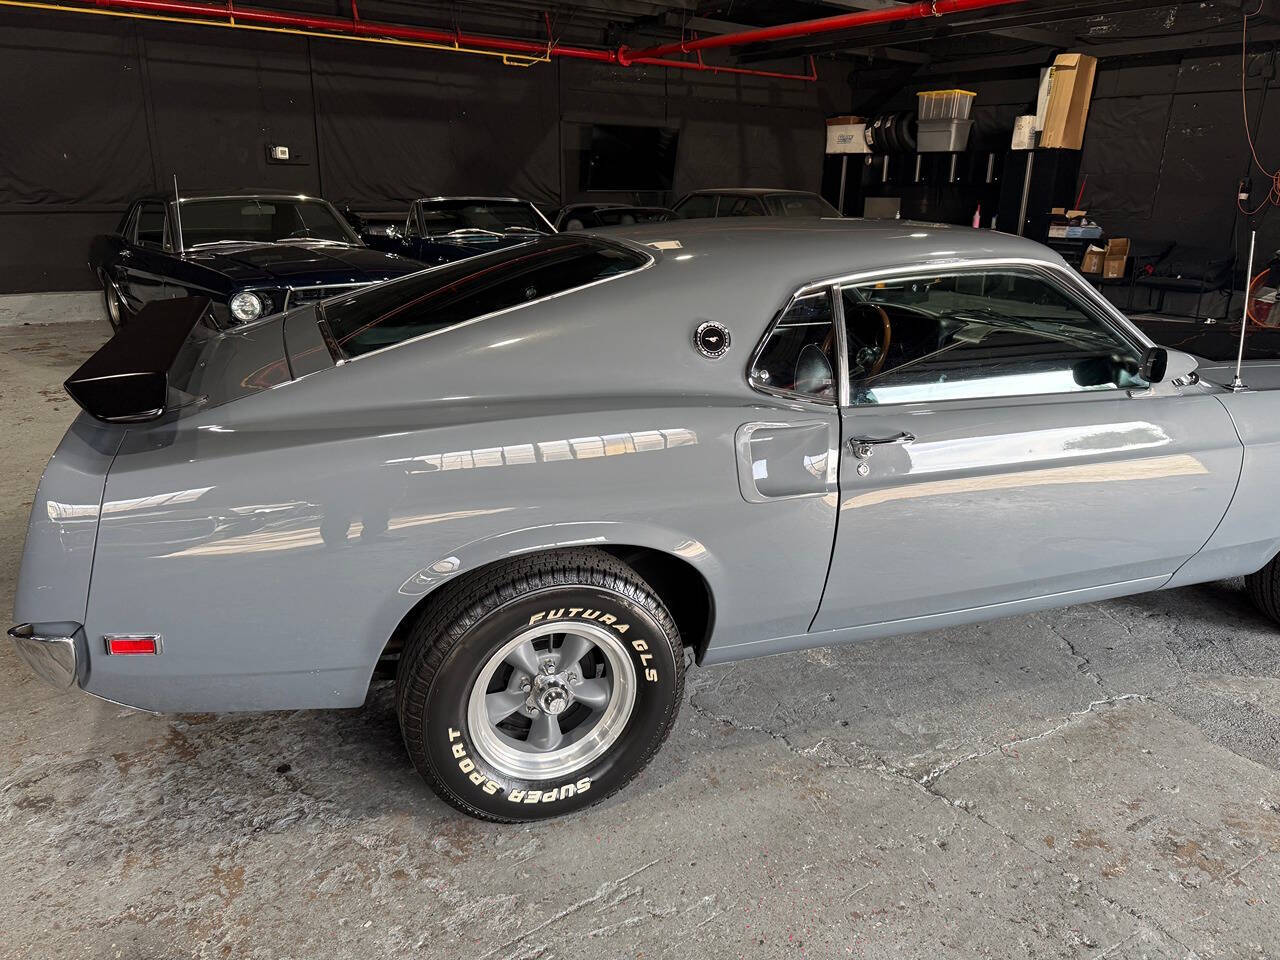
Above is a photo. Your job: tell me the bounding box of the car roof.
[587,217,1059,293]
[414,196,535,204]
[135,191,332,204]
[684,188,821,197]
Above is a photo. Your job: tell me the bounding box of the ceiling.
[423,0,1280,71]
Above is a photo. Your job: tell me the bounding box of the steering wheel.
[845,302,892,379]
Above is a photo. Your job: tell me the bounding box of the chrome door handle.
[119,249,132,259]
[847,432,915,459]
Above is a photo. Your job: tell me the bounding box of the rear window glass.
[322,236,648,359]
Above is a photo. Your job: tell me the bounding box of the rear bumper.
[7,623,85,690]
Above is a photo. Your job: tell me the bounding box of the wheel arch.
[373,539,718,689]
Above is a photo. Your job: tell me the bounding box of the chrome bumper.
[7,623,84,690]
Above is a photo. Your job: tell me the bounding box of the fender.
[356,518,728,683]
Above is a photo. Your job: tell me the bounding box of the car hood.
[185,242,421,285]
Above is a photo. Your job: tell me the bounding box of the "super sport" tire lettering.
[447,727,501,795]
[508,779,592,804]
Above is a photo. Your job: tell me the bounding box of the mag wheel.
[101,272,125,330]
[395,548,685,822]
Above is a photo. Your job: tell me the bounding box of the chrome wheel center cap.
[537,684,570,715]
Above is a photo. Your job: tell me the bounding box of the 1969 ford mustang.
[89,192,422,329]
[13,219,1280,821]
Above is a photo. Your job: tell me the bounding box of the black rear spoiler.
[64,297,211,423]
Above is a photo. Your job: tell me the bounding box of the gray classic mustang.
[12,219,1280,821]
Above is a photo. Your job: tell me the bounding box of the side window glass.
[135,203,166,248]
[841,270,1147,406]
[750,291,837,399]
[721,196,765,217]
[404,209,421,239]
[674,194,717,219]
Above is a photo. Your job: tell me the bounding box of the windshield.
[180,198,358,247]
[766,194,840,217]
[417,200,549,236]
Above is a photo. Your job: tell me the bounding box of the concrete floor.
[3,319,1279,960]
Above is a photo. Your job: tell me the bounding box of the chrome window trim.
[795,256,1151,352]
[337,237,655,365]
[745,287,840,409]
[749,256,1153,412]
[411,197,557,235]
[172,196,363,246]
[835,261,1151,410]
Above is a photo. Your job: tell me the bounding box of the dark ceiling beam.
[816,0,1076,46]
[735,0,1167,61]
[660,9,929,61]
[909,19,1280,73]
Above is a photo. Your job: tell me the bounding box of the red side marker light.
[104,635,162,655]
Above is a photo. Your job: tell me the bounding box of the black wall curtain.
[311,43,561,208]
[0,11,844,293]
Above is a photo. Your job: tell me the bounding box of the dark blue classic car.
[89,193,423,328]
[360,196,557,266]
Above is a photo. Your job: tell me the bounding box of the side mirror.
[1140,346,1168,383]
[1162,347,1199,384]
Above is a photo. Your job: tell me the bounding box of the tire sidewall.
[101,273,123,330]
[421,584,679,820]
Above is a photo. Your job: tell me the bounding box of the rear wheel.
[395,548,685,821]
[1246,555,1280,625]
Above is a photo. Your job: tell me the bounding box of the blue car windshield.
[181,198,358,248]
[320,235,648,359]
[417,200,549,236]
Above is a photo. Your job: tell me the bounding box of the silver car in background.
[11,219,1280,821]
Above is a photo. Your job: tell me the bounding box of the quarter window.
[322,235,648,359]
[750,291,837,400]
[840,269,1146,406]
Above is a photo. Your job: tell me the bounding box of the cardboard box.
[1081,244,1106,274]
[1039,53,1097,150]
[1012,115,1037,150]
[1102,237,1130,279]
[1034,67,1053,132]
[825,115,870,154]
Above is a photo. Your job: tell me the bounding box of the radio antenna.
[172,174,185,256]
[1231,228,1256,392]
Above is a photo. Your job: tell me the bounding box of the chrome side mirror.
[1162,348,1199,384]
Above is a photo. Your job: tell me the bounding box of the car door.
[118,200,175,311]
[811,261,1242,632]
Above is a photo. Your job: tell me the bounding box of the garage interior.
[4,0,1280,957]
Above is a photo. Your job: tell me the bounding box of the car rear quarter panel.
[80,261,839,711]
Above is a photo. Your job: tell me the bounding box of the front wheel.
[1247,554,1280,625]
[100,271,126,330]
[395,548,685,821]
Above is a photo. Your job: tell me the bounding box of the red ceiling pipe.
[75,0,815,79]
[620,0,1031,62]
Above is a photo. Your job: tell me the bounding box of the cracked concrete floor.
[3,319,1280,960]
